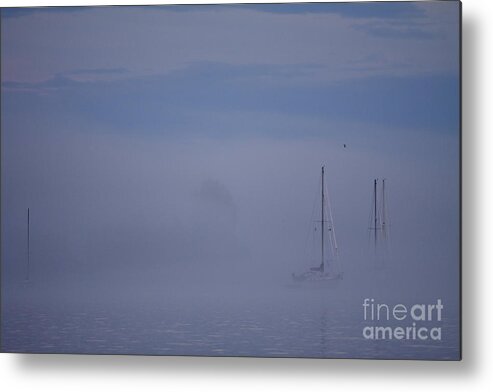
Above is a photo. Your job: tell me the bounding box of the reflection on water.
[1,287,459,359]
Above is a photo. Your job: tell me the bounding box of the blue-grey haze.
[1,2,460,359]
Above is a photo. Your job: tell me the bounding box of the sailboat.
[292,166,343,283]
[368,178,389,269]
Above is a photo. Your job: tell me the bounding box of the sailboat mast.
[321,166,325,272]
[382,179,386,235]
[27,207,30,281]
[374,179,377,247]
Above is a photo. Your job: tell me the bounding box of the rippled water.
[1,284,460,359]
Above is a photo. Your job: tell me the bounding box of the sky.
[1,2,460,310]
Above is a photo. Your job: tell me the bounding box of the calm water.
[1,284,460,360]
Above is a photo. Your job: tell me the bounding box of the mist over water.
[1,3,460,358]
[1,121,459,358]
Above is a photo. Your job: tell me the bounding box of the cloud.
[2,61,459,135]
[1,3,425,20]
[1,6,89,19]
[235,2,425,19]
[354,22,438,40]
[1,3,459,84]
[58,67,130,82]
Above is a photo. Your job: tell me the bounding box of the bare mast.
[374,179,377,248]
[382,179,386,239]
[26,207,30,281]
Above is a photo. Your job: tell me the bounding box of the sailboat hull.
[291,271,343,283]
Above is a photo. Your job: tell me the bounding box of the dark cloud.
[234,2,425,19]
[1,6,89,19]
[2,62,459,135]
[64,67,129,76]
[354,22,438,40]
[1,3,425,20]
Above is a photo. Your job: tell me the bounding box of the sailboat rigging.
[292,166,343,282]
[368,179,389,242]
[368,179,390,268]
